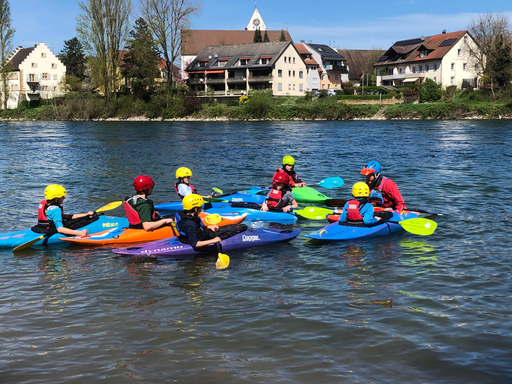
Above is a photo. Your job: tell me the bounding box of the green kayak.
[291,186,331,203]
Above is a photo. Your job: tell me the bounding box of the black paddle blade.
[324,199,348,207]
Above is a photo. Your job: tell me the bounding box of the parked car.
[314,90,337,96]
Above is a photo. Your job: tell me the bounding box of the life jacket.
[266,186,291,209]
[31,200,61,234]
[123,196,158,229]
[175,211,206,237]
[174,180,198,199]
[346,199,365,222]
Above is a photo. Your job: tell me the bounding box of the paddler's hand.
[295,182,306,187]
[282,206,292,213]
[163,218,174,226]
[78,229,88,237]
[207,224,219,232]
[86,211,94,217]
[211,236,221,244]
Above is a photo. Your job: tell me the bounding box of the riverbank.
[2,92,512,121]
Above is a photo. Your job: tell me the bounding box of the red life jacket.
[123,196,157,229]
[174,181,198,199]
[346,199,364,222]
[31,200,62,234]
[266,188,283,208]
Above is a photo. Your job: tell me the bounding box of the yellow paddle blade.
[203,213,222,226]
[96,201,123,213]
[216,253,230,269]
[399,218,437,236]
[13,235,44,252]
[295,206,333,220]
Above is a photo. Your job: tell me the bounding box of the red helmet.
[273,171,290,185]
[133,175,155,192]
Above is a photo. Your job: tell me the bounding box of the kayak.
[214,191,266,204]
[326,207,399,223]
[247,186,331,203]
[205,204,297,224]
[112,228,301,257]
[306,211,419,241]
[0,215,128,249]
[60,212,248,246]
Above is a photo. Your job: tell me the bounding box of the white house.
[2,43,66,109]
[374,30,481,89]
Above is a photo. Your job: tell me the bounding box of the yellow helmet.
[282,155,295,166]
[182,194,204,210]
[352,182,369,198]
[44,184,67,200]
[176,167,192,179]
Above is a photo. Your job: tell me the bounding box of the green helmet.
[282,156,295,166]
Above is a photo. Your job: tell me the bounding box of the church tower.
[246,5,267,31]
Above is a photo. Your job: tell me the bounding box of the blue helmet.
[361,161,381,176]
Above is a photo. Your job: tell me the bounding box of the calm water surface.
[0,120,511,383]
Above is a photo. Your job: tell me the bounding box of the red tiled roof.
[181,30,293,55]
[294,43,310,55]
[304,58,319,66]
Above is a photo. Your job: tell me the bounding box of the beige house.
[185,41,307,100]
[374,30,481,89]
[2,43,66,109]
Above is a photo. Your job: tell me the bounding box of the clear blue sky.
[10,0,512,55]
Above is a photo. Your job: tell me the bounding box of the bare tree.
[466,12,512,97]
[0,0,15,109]
[76,0,132,102]
[140,0,202,92]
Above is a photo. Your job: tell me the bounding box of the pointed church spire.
[246,5,266,31]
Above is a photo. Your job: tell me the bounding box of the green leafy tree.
[364,47,383,86]
[279,30,286,41]
[0,0,15,109]
[60,37,87,80]
[419,78,442,102]
[493,33,512,89]
[253,28,262,43]
[263,30,269,42]
[122,17,160,100]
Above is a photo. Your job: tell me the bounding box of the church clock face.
[253,18,260,27]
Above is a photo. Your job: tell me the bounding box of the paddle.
[389,218,437,236]
[324,199,348,207]
[12,201,123,252]
[317,176,344,189]
[202,213,230,269]
[294,206,335,220]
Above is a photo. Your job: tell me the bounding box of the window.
[299,71,303,79]
[278,70,282,78]
[457,49,461,56]
[52,63,57,69]
[293,57,295,64]
[28,74,36,82]
[293,84,295,90]
[53,74,57,80]
[288,84,291,90]
[9,72,18,80]
[31,63,37,68]
[41,53,46,58]
[334,84,338,89]
[293,70,295,77]
[42,85,49,91]
[299,84,303,92]
[463,63,467,71]
[464,36,468,44]
[278,83,282,91]
[284,57,287,63]
[388,69,393,75]
[419,50,428,58]
[321,74,325,80]
[450,76,455,84]
[239,58,249,66]
[451,63,455,70]
[288,70,291,77]
[328,75,331,80]
[399,68,403,74]
[419,65,423,72]
[42,73,50,80]
[434,64,437,71]
[412,66,416,73]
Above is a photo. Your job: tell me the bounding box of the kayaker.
[360,161,406,213]
[175,167,213,199]
[338,182,381,225]
[32,184,95,237]
[261,171,299,213]
[175,194,247,249]
[124,175,174,231]
[273,156,306,188]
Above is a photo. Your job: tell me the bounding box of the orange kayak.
[61,212,248,245]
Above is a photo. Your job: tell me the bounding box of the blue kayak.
[306,211,419,241]
[0,215,128,249]
[205,204,297,224]
[112,228,301,257]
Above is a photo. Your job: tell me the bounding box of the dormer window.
[419,50,428,58]
[259,56,273,65]
[212,58,229,67]
[238,57,251,66]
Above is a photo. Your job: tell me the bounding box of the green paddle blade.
[398,218,437,236]
[294,206,333,220]
[212,187,223,194]
[13,235,44,252]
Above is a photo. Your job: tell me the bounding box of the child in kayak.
[31,184,96,237]
[175,167,213,199]
[123,175,174,231]
[175,195,247,249]
[338,182,381,225]
[261,171,299,213]
[273,155,306,188]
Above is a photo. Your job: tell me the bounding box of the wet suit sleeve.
[360,204,378,225]
[180,220,209,248]
[338,202,349,223]
[291,171,303,184]
[382,179,406,212]
[46,206,64,229]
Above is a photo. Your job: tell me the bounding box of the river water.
[0,120,511,383]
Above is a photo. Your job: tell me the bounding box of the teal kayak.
[0,215,128,249]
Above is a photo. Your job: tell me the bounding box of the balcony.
[227,77,246,83]
[324,65,348,73]
[248,75,272,83]
[206,77,226,84]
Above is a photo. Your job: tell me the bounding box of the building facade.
[374,30,481,89]
[295,43,320,92]
[2,43,66,109]
[185,41,307,99]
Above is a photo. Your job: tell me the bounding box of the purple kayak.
[112,228,300,258]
